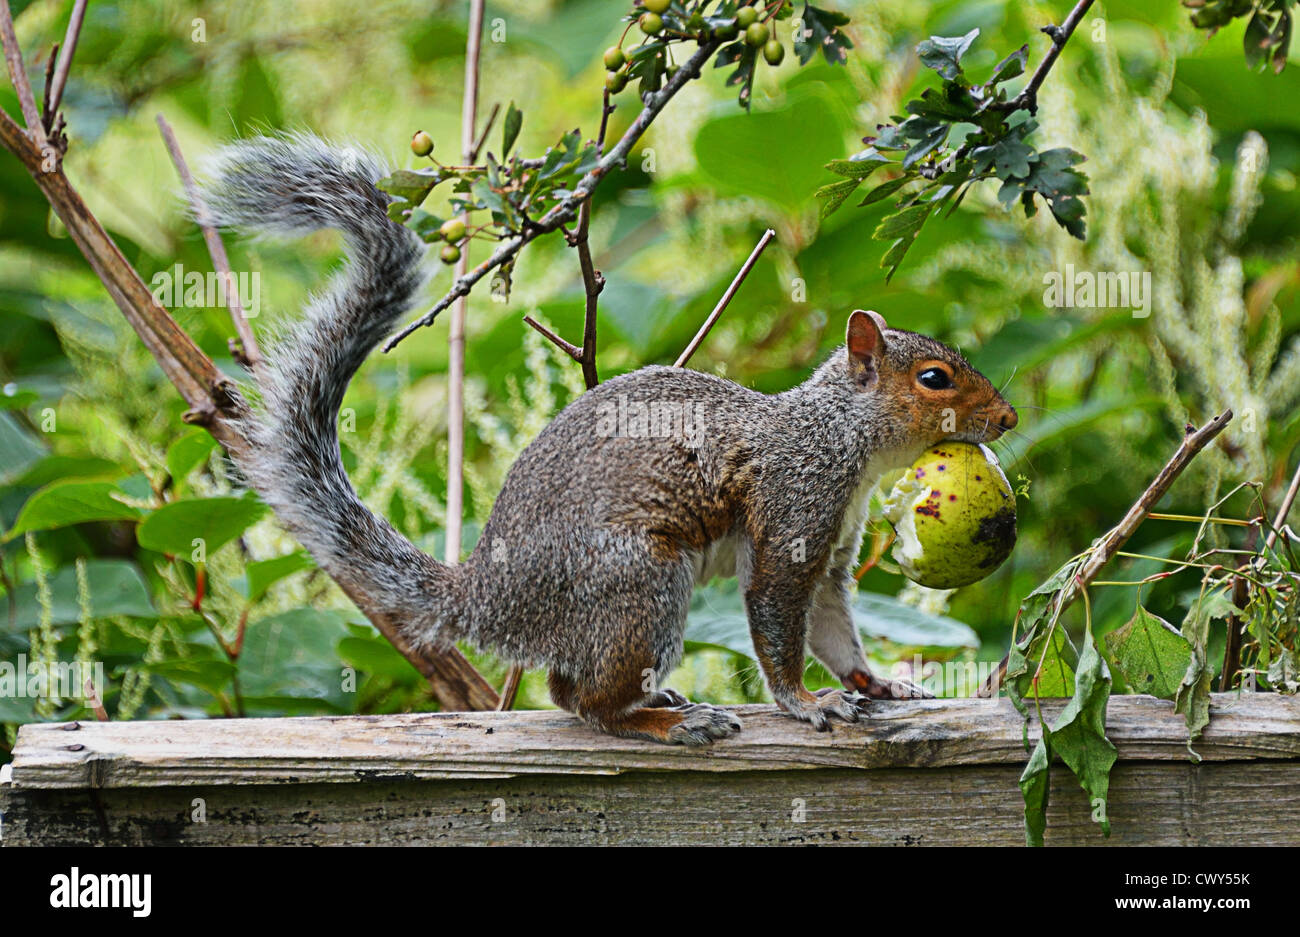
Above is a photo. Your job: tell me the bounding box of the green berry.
[736,6,758,28]
[642,0,671,13]
[745,22,769,47]
[439,218,466,243]
[714,21,738,40]
[603,46,625,70]
[763,39,785,65]
[440,244,461,265]
[606,70,628,93]
[410,131,434,157]
[639,11,663,35]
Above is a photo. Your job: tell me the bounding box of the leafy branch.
[380,1,852,352]
[1184,0,1294,72]
[818,6,1095,281]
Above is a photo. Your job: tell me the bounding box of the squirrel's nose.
[999,409,1018,431]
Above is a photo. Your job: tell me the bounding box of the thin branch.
[497,665,523,711]
[675,228,776,368]
[469,101,499,163]
[44,0,86,132]
[995,0,1097,114]
[981,409,1234,696]
[156,113,262,368]
[0,0,45,148]
[384,36,723,353]
[444,0,486,568]
[523,315,582,360]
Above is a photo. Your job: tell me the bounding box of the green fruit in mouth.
[882,442,1017,590]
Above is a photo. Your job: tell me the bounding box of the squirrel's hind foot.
[665,703,744,745]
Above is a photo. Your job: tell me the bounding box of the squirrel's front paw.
[778,688,862,731]
[667,703,743,745]
[845,668,933,700]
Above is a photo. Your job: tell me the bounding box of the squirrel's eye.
[917,367,953,390]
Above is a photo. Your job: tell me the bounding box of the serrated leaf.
[816,177,863,218]
[794,3,853,66]
[1105,605,1192,699]
[916,28,979,81]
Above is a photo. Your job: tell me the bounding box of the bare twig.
[1263,459,1300,557]
[44,0,86,132]
[497,665,523,711]
[445,0,486,567]
[83,676,109,722]
[469,101,499,163]
[156,113,261,368]
[675,228,776,368]
[383,36,724,353]
[981,409,1234,696]
[523,314,582,360]
[994,0,1097,114]
[0,0,45,149]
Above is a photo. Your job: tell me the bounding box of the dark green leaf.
[916,29,979,81]
[502,101,522,157]
[6,480,141,540]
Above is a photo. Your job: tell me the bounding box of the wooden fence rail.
[1,693,1297,845]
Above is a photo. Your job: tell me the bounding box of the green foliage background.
[2,0,1298,756]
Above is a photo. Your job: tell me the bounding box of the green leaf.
[852,591,979,652]
[794,3,854,66]
[338,633,423,682]
[244,551,316,603]
[238,608,354,712]
[1045,629,1116,837]
[986,45,1028,88]
[1105,605,1192,699]
[6,480,141,541]
[144,657,237,697]
[0,410,46,485]
[1019,736,1051,847]
[502,101,522,158]
[1176,589,1236,753]
[166,429,217,487]
[916,29,979,81]
[858,175,909,206]
[136,496,267,558]
[5,559,155,631]
[815,177,863,218]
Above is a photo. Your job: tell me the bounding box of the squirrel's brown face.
[846,309,1018,446]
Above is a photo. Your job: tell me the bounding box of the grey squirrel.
[200,135,1018,745]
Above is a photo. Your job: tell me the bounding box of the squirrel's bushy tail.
[200,134,461,645]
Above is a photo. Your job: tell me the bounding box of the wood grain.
[5,694,1297,790]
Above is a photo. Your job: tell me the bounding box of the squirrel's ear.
[846,310,886,387]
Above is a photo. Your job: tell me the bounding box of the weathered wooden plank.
[5,694,1298,790]
[3,760,1297,846]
